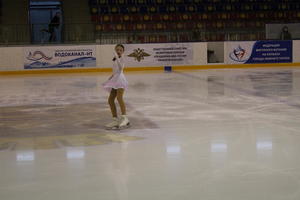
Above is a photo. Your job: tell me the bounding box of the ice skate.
[105,117,119,130]
[118,115,130,129]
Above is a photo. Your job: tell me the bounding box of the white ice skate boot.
[119,115,130,129]
[105,117,119,130]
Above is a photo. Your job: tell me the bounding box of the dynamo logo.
[26,51,52,62]
[229,45,248,62]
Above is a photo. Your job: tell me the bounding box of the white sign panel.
[124,43,193,66]
[225,41,254,64]
[24,45,96,69]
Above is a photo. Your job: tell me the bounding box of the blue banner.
[245,40,292,64]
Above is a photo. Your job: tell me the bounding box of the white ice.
[1,67,300,200]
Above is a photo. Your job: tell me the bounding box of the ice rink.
[1,67,300,200]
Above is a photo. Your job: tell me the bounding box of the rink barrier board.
[172,62,300,70]
[0,41,299,74]
[1,63,300,75]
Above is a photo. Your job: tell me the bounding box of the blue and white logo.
[26,51,52,62]
[229,45,248,62]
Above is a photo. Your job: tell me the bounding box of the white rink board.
[0,47,23,71]
[0,41,299,72]
[96,44,115,68]
[193,42,207,66]
[293,40,300,63]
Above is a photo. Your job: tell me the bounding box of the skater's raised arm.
[113,52,125,72]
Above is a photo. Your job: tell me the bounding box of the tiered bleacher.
[93,0,300,43]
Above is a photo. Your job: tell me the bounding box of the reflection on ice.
[256,137,273,159]
[256,140,273,151]
[249,71,293,96]
[16,151,35,162]
[211,141,228,153]
[207,76,225,97]
[166,144,181,155]
[66,148,85,160]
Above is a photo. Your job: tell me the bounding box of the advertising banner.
[225,41,293,64]
[24,45,96,69]
[124,43,193,66]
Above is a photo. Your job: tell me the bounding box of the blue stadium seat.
[139,6,148,14]
[177,5,186,13]
[158,6,167,13]
[119,6,129,14]
[99,6,109,14]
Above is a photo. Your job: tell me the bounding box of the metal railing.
[0,24,31,45]
[0,23,266,45]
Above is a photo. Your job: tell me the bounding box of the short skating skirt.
[102,73,128,92]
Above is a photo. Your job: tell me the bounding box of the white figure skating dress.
[103,55,128,92]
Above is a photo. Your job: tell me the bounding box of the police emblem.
[127,48,151,62]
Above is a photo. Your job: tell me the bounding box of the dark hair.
[282,26,288,31]
[115,44,125,51]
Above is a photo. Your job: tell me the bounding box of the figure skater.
[103,44,130,129]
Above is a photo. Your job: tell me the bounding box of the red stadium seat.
[179,34,189,42]
[152,14,161,21]
[111,14,122,23]
[91,15,98,22]
[158,35,167,43]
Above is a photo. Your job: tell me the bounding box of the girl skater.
[103,44,130,129]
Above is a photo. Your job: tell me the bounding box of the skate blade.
[105,126,119,130]
[118,123,131,130]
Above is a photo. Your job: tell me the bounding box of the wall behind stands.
[0,41,299,73]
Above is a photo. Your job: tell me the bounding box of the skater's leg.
[105,89,119,129]
[117,88,130,127]
[116,88,126,115]
[108,89,117,117]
